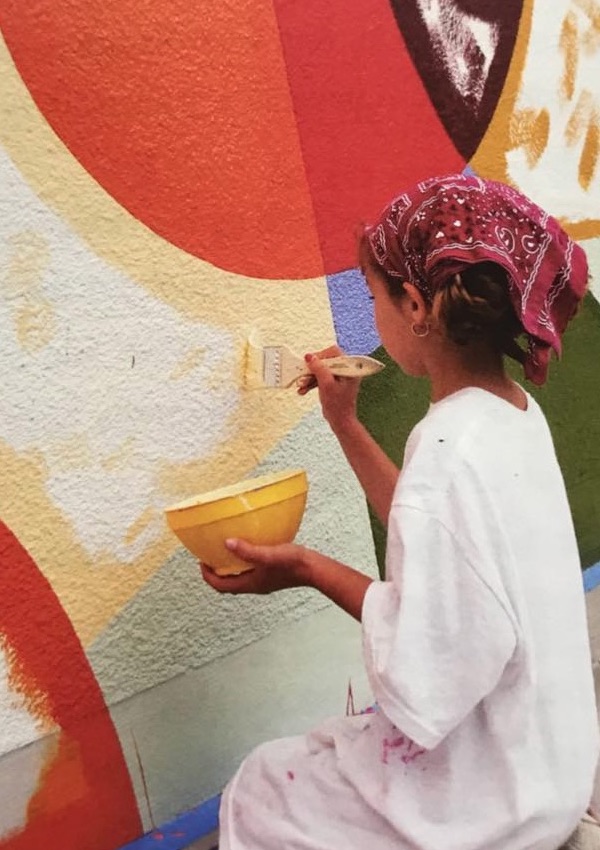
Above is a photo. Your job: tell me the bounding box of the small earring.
[411,322,430,338]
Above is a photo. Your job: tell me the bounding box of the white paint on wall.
[416,0,499,104]
[0,738,50,839]
[506,0,600,222]
[0,646,41,755]
[0,647,48,838]
[583,237,600,303]
[0,148,237,563]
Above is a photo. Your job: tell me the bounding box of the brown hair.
[434,262,525,365]
[359,233,526,365]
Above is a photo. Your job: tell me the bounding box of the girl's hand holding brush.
[298,345,362,435]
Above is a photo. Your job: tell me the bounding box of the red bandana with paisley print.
[366,174,588,385]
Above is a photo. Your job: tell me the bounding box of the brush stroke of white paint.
[505,0,600,223]
[416,0,499,105]
[0,646,48,838]
[582,238,600,305]
[0,148,238,564]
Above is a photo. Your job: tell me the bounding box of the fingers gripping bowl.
[165,469,308,575]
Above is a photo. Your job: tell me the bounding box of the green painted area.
[357,294,600,578]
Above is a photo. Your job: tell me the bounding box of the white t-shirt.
[219,388,598,850]
[359,387,599,848]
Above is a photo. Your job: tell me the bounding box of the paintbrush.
[244,336,384,389]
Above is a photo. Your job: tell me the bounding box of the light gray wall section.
[110,604,373,829]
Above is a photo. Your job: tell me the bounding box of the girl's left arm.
[200,540,373,622]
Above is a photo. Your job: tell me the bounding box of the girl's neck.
[427,345,527,410]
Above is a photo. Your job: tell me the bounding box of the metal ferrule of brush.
[263,346,282,385]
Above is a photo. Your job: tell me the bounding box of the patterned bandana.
[365,174,588,385]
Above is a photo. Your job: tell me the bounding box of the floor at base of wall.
[186,832,218,850]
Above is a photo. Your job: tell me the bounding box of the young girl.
[201,173,599,850]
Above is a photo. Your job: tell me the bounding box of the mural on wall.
[0,0,598,847]
[472,0,600,234]
[0,523,141,849]
[388,0,525,158]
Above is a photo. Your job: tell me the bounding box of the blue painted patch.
[326,268,380,354]
[463,163,477,177]
[584,562,600,593]
[119,794,220,850]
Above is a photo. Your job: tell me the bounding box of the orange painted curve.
[0,0,464,279]
[0,522,142,850]
[0,0,322,280]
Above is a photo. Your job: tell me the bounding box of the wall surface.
[0,1,599,848]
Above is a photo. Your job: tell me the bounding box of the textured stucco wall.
[0,1,599,848]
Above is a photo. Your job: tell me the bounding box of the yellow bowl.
[165,469,308,575]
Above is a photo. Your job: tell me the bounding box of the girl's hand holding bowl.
[200,539,310,595]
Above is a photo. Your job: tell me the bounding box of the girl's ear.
[402,282,429,324]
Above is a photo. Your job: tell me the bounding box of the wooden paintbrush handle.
[316,355,385,379]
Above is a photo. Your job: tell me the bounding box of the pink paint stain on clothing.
[402,748,426,764]
[287,770,295,781]
[382,734,426,765]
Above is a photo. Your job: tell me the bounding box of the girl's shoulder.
[416,385,546,445]
[400,386,551,497]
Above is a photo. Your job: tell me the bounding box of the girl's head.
[361,174,589,385]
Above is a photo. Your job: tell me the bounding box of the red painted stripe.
[273,0,466,272]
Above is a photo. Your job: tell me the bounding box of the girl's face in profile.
[364,265,428,378]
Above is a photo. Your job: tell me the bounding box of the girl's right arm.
[301,348,400,526]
